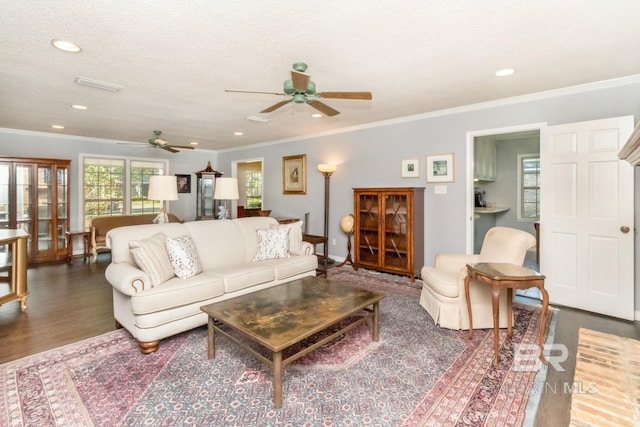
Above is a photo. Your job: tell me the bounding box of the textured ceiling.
[1,0,639,151]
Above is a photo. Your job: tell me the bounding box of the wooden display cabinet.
[195,161,223,220]
[353,187,424,281]
[0,157,70,263]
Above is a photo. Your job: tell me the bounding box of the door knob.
[620,225,630,234]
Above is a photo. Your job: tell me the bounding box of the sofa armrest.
[433,253,480,272]
[105,263,151,296]
[301,241,313,256]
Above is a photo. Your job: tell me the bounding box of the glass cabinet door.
[37,165,53,252]
[56,165,68,251]
[16,164,33,256]
[356,193,380,265]
[0,164,9,230]
[382,193,408,270]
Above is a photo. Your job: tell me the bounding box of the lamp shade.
[147,175,178,201]
[317,163,337,173]
[213,177,239,200]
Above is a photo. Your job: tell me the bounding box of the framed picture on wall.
[401,158,420,178]
[426,153,455,183]
[175,174,191,193]
[282,154,307,194]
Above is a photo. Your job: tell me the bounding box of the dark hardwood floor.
[1,257,638,426]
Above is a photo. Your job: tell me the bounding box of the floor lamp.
[213,177,239,220]
[317,163,337,266]
[147,175,178,224]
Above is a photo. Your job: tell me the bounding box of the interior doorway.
[466,123,545,257]
[232,158,264,218]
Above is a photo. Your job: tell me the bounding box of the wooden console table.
[464,262,548,367]
[0,229,29,312]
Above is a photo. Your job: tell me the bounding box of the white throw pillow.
[166,234,202,279]
[253,226,290,261]
[129,232,175,287]
[270,220,303,255]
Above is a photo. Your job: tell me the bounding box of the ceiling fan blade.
[318,91,373,100]
[160,145,179,153]
[167,145,195,150]
[260,99,292,113]
[291,70,311,92]
[225,89,285,96]
[307,100,340,117]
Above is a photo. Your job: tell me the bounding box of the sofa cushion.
[208,264,275,293]
[260,255,318,280]
[129,232,175,287]
[182,220,247,270]
[166,234,202,279]
[130,272,225,314]
[253,227,290,261]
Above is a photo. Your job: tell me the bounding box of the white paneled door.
[540,116,635,320]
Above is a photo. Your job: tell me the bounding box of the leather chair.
[420,226,536,330]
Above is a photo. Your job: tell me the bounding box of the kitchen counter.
[475,207,510,214]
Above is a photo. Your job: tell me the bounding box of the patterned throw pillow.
[166,234,202,279]
[253,226,290,261]
[271,221,304,255]
[129,232,175,287]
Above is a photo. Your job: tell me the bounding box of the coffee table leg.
[273,351,283,409]
[372,301,380,342]
[207,317,215,359]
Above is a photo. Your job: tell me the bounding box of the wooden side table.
[464,262,548,367]
[302,233,328,277]
[66,230,91,263]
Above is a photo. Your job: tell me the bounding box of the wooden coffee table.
[200,276,385,409]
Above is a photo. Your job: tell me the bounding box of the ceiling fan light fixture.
[311,113,323,118]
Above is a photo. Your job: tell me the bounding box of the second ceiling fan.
[225,62,372,117]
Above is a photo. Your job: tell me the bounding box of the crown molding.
[219,74,640,153]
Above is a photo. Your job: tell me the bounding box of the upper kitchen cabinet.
[474,137,496,181]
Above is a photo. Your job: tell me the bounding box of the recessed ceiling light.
[234,131,244,136]
[71,104,88,110]
[495,68,515,77]
[51,39,81,53]
[311,113,323,118]
[190,141,198,146]
[51,125,65,129]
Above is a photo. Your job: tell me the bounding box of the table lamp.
[147,175,178,224]
[213,177,239,220]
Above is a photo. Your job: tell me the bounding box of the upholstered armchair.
[419,226,536,330]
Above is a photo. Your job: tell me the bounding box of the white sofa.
[105,217,317,354]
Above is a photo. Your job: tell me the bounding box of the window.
[82,156,167,229]
[517,154,540,221]
[245,170,262,208]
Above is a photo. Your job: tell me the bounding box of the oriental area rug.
[1,269,556,426]
[569,328,640,426]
